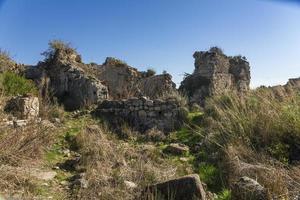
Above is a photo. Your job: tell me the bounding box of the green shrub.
[0,71,38,96]
[198,163,222,191]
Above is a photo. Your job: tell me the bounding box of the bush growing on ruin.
[146,68,156,77]
[209,46,224,54]
[41,40,81,63]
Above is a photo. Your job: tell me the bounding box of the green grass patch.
[187,111,203,124]
[216,189,232,200]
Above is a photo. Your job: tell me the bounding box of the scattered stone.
[232,176,268,200]
[164,143,189,155]
[13,120,27,127]
[143,174,206,200]
[179,157,189,162]
[124,180,137,189]
[70,173,88,189]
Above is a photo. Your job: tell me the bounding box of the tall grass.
[201,89,300,198]
[204,89,300,163]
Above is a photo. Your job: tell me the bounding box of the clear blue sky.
[0,0,299,87]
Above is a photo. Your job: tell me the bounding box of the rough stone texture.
[94,97,186,132]
[96,57,176,99]
[25,50,108,110]
[142,174,206,200]
[96,58,142,99]
[137,74,176,98]
[180,47,251,106]
[5,95,39,120]
[232,176,268,200]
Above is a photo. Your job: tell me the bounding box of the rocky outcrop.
[5,95,39,120]
[180,47,250,106]
[142,174,206,200]
[96,57,176,99]
[26,50,108,110]
[232,176,268,200]
[94,96,187,132]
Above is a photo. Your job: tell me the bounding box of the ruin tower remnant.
[179,47,251,106]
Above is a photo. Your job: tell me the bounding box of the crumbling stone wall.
[96,57,176,99]
[268,77,300,100]
[180,47,251,106]
[95,97,186,132]
[137,74,176,98]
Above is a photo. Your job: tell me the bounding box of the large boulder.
[142,174,206,200]
[232,176,268,200]
[180,47,250,106]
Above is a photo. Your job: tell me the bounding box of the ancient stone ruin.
[95,96,186,132]
[95,57,176,99]
[180,47,251,106]
[5,95,39,120]
[268,77,300,100]
[26,48,109,110]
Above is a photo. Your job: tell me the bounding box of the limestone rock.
[164,143,189,155]
[5,95,39,120]
[124,180,137,190]
[232,176,268,200]
[143,174,206,200]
